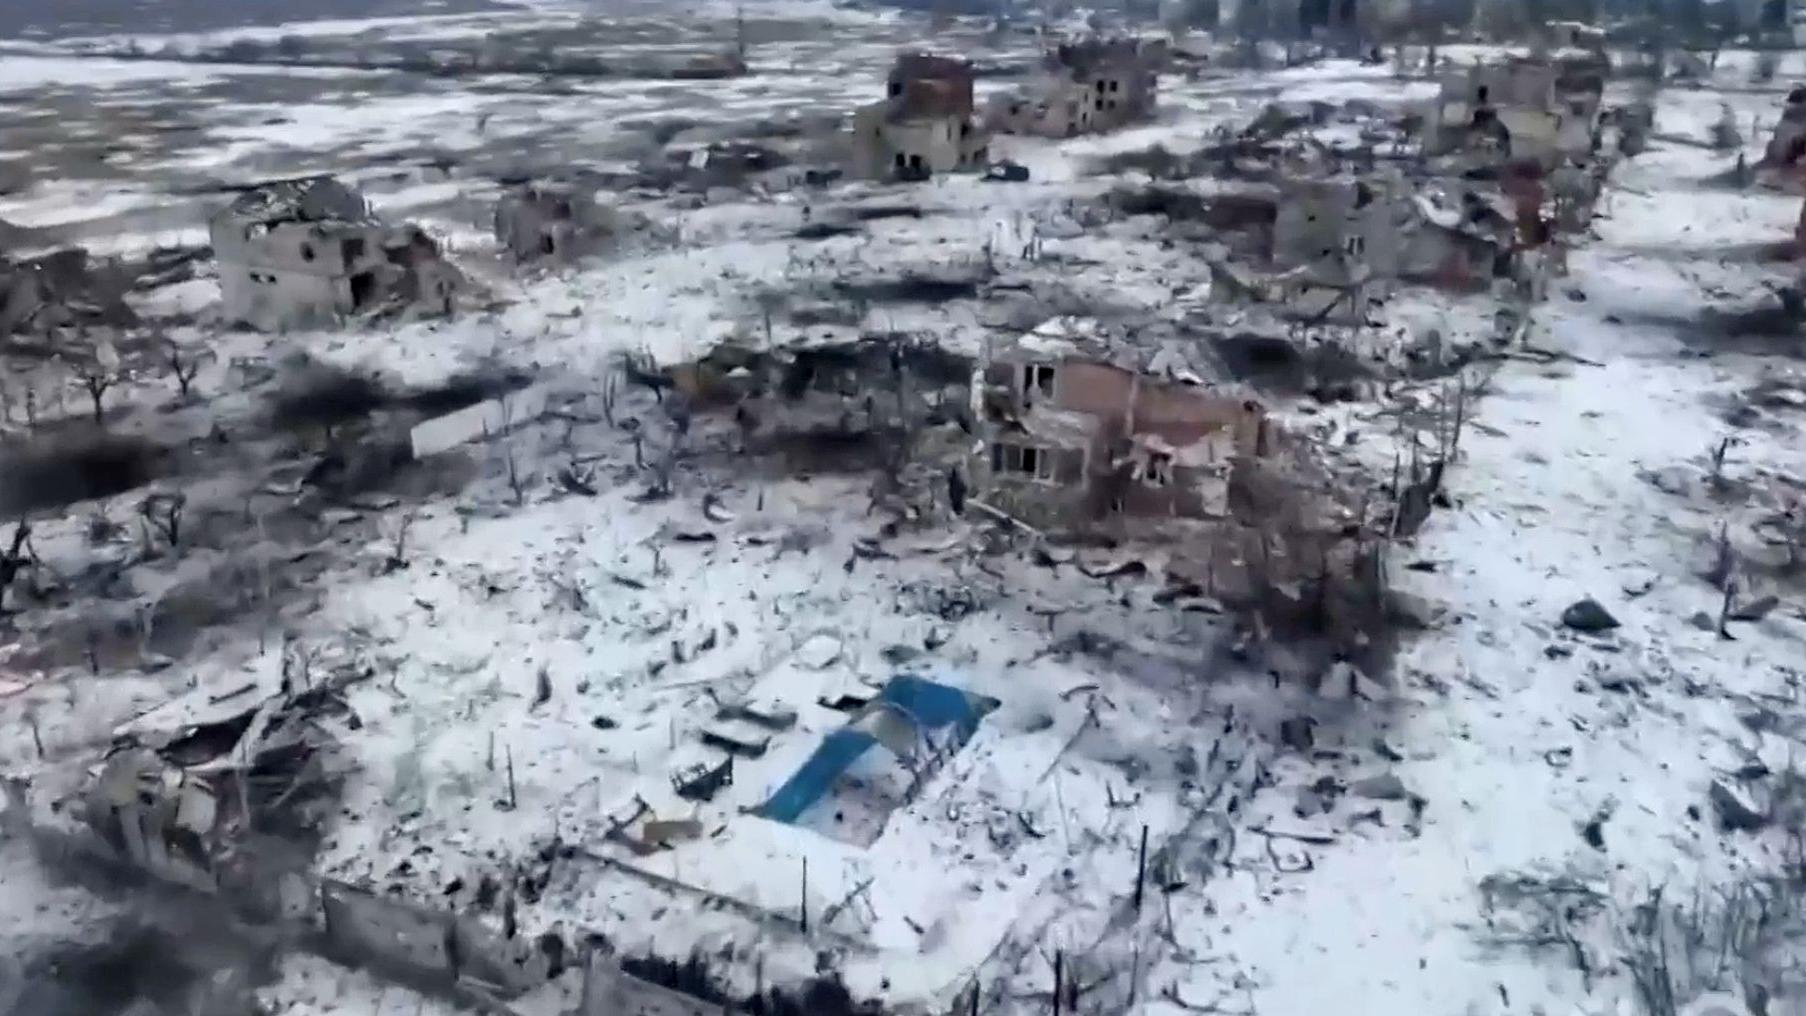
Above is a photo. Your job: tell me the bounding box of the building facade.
[211,176,457,332]
[851,53,990,179]
[988,37,1162,138]
[1425,58,1587,170]
[971,318,1271,530]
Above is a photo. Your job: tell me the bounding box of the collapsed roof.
[216,175,378,228]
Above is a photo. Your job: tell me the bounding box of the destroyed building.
[494,180,633,263]
[5,687,342,917]
[851,53,990,180]
[1266,175,1407,319]
[1552,50,1609,158]
[1206,170,1528,323]
[0,247,138,336]
[211,175,461,332]
[1399,184,1520,290]
[971,317,1272,531]
[1424,56,1599,171]
[988,37,1162,138]
[667,327,975,476]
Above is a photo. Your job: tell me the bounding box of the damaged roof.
[999,316,1218,381]
[887,79,973,122]
[1050,36,1158,74]
[218,174,378,228]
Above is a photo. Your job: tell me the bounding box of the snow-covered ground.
[7,11,1806,1014]
[1137,69,1806,1016]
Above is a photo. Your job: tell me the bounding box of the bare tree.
[74,361,120,425]
[1708,435,1739,492]
[505,440,529,505]
[164,340,204,400]
[1704,520,1736,587]
[1717,566,1738,639]
[382,510,417,573]
[494,392,532,506]
[1619,880,1802,1016]
[0,520,30,613]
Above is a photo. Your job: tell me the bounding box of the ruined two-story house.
[211,175,461,332]
[851,53,990,180]
[1209,172,1526,320]
[971,318,1272,531]
[1265,175,1408,319]
[1425,56,1601,171]
[988,37,1162,138]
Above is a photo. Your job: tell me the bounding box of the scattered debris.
[795,634,844,669]
[1350,772,1409,801]
[1709,779,1768,832]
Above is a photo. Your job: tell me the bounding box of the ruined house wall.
[1131,385,1264,456]
[1047,359,1134,419]
[972,438,1091,527]
[211,219,384,278]
[1270,179,1405,282]
[1430,62,1560,160]
[852,108,976,178]
[887,117,972,174]
[495,189,617,262]
[989,84,1087,138]
[888,53,976,114]
[321,879,456,984]
[1474,62,1556,110]
[451,913,550,993]
[851,104,890,178]
[579,952,721,1016]
[992,41,1155,139]
[1273,182,1357,270]
[317,879,542,993]
[212,215,399,330]
[1497,107,1561,165]
[1556,108,1595,159]
[979,350,1269,528]
[1116,427,1235,520]
[1118,463,1228,518]
[219,263,349,332]
[1073,67,1153,132]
